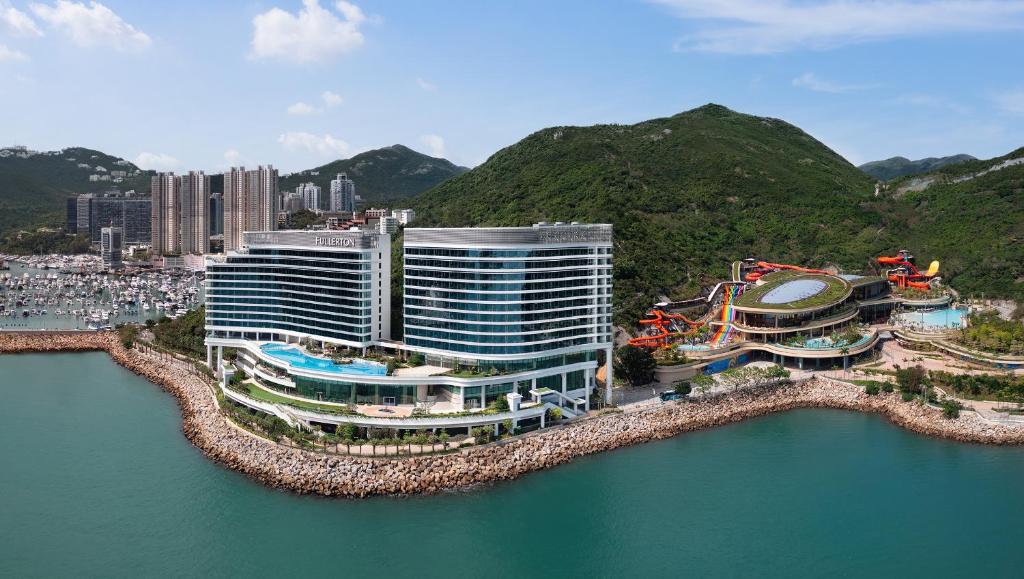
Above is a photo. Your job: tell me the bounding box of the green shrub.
[865,383,880,396]
[882,382,894,393]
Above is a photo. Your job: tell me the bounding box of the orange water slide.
[744,260,829,282]
[628,309,704,348]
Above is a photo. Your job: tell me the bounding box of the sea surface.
[3,352,1024,578]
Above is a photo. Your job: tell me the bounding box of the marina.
[0,254,203,330]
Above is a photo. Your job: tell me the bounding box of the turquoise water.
[897,306,968,329]
[5,353,1024,577]
[802,334,872,350]
[677,343,711,351]
[260,343,387,375]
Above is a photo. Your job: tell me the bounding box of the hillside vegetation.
[876,148,1024,299]
[0,147,152,235]
[278,144,467,207]
[409,104,1023,324]
[859,154,975,181]
[410,104,887,323]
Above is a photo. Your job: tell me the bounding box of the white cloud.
[251,0,365,64]
[1,1,42,36]
[792,72,870,94]
[278,131,352,157]
[223,149,253,167]
[30,0,150,51]
[893,94,970,115]
[321,90,343,107]
[993,89,1024,116]
[416,77,437,91]
[0,43,27,61]
[655,0,1024,54]
[419,134,445,158]
[287,101,317,115]
[286,91,342,115]
[133,152,180,171]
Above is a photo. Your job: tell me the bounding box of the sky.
[1,0,1023,173]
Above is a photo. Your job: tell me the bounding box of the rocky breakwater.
[2,331,1024,497]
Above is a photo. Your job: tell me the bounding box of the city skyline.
[0,0,1022,173]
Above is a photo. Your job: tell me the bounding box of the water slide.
[744,261,830,282]
[710,285,741,345]
[878,251,939,290]
[627,309,704,348]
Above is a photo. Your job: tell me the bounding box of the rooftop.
[734,271,851,311]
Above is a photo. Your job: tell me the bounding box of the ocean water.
[3,352,1024,578]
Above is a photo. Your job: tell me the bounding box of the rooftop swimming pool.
[259,344,388,376]
[896,307,968,329]
[762,279,828,304]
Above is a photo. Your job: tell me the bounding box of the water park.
[626,250,1019,381]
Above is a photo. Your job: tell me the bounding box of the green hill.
[409,104,889,323]
[859,154,975,181]
[278,144,467,207]
[0,146,152,234]
[876,148,1024,299]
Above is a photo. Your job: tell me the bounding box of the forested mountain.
[859,154,976,181]
[408,104,1023,323]
[0,147,152,234]
[278,145,467,207]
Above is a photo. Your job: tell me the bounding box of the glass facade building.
[205,230,391,348]
[205,222,614,422]
[403,223,614,362]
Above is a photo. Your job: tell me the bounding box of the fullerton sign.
[315,236,355,247]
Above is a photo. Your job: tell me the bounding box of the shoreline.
[3,331,1023,498]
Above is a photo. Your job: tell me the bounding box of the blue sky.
[1,0,1023,173]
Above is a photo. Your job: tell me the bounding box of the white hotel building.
[205,222,613,432]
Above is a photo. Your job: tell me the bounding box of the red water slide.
[628,309,704,348]
[878,252,935,290]
[744,261,830,282]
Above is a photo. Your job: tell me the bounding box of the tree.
[941,399,961,419]
[615,345,656,386]
[692,374,715,396]
[438,429,450,450]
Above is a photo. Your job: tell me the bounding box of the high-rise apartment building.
[296,182,321,211]
[100,226,123,269]
[209,193,224,236]
[224,165,279,252]
[179,171,210,254]
[329,173,355,212]
[283,192,305,214]
[77,192,150,245]
[151,173,180,255]
[76,193,94,234]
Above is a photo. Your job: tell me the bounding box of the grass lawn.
[735,270,851,311]
[241,381,351,414]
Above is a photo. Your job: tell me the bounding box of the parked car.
[659,390,685,402]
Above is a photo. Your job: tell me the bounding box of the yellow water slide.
[924,260,940,277]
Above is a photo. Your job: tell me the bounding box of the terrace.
[734,271,851,312]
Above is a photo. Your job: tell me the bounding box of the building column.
[216,346,223,373]
[584,368,592,412]
[480,385,486,410]
[494,423,500,436]
[561,373,567,395]
[206,344,212,368]
[604,347,614,404]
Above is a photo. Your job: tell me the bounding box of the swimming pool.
[260,344,388,376]
[896,307,968,329]
[677,344,711,351]
[791,333,873,350]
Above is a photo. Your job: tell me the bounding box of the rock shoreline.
[3,331,1023,498]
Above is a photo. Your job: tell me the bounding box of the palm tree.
[840,346,850,375]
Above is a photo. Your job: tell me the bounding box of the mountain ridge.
[278,144,468,207]
[859,154,976,181]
